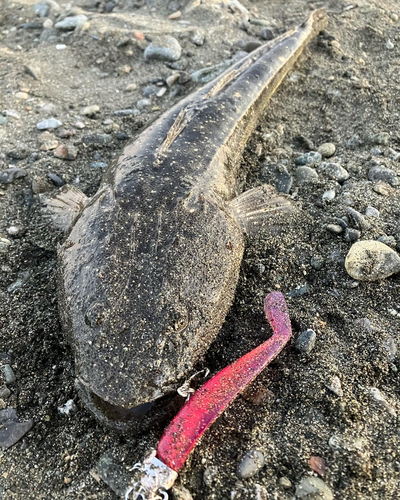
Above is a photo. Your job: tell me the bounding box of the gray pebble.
[279,477,292,489]
[55,15,88,31]
[144,36,182,62]
[0,385,11,400]
[319,162,349,183]
[113,109,140,117]
[322,189,335,201]
[295,166,319,184]
[318,142,336,158]
[83,134,112,145]
[354,317,374,333]
[0,168,28,184]
[326,224,343,235]
[1,365,16,385]
[0,116,8,126]
[48,173,65,187]
[171,484,194,500]
[295,477,333,499]
[7,270,30,293]
[295,329,316,353]
[137,98,151,109]
[97,451,130,497]
[0,408,34,450]
[34,2,50,18]
[178,72,192,85]
[81,105,100,116]
[370,147,382,156]
[383,337,397,362]
[91,161,108,169]
[310,256,324,270]
[260,27,274,40]
[365,206,379,217]
[8,147,30,160]
[243,41,262,53]
[289,284,308,297]
[344,228,361,242]
[260,163,292,193]
[37,118,62,130]
[295,151,322,165]
[346,207,371,231]
[345,240,400,281]
[377,235,397,248]
[189,31,205,46]
[237,450,265,479]
[368,165,398,186]
[0,238,11,253]
[143,85,160,97]
[373,132,389,145]
[203,466,219,487]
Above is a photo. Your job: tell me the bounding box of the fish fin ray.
[228,184,293,236]
[44,185,88,232]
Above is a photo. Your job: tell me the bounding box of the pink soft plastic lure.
[126,291,291,499]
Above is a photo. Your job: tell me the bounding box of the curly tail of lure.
[125,291,291,500]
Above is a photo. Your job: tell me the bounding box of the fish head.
[58,186,244,430]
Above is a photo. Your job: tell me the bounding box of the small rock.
[326,224,342,235]
[345,240,400,281]
[37,118,62,130]
[171,484,194,500]
[144,36,182,62]
[168,10,181,20]
[318,142,336,158]
[189,31,205,46]
[260,163,292,193]
[81,105,100,117]
[4,109,21,120]
[34,1,50,18]
[295,329,316,353]
[390,12,399,21]
[328,435,342,451]
[289,284,308,297]
[279,477,292,489]
[0,238,11,253]
[125,83,137,92]
[295,151,322,165]
[143,85,159,97]
[203,466,219,487]
[243,41,262,53]
[309,456,327,476]
[365,206,379,217]
[113,109,140,117]
[368,166,397,186]
[372,181,392,196]
[344,228,361,242]
[370,387,396,417]
[310,256,324,270]
[39,131,59,150]
[137,98,151,109]
[0,116,8,126]
[260,27,274,40]
[54,144,78,160]
[0,168,28,184]
[43,18,53,30]
[56,44,67,50]
[97,451,130,497]
[318,162,349,183]
[7,270,30,292]
[322,189,335,202]
[382,337,397,362]
[58,399,77,415]
[295,166,319,184]
[373,132,389,146]
[1,365,16,385]
[83,134,112,146]
[0,408,33,450]
[7,147,30,160]
[237,450,265,479]
[370,147,382,156]
[48,173,65,187]
[326,376,343,397]
[55,15,88,30]
[377,235,397,248]
[31,176,52,194]
[295,477,333,500]
[386,40,394,50]
[346,207,370,231]
[90,161,108,169]
[0,386,11,399]
[15,91,29,100]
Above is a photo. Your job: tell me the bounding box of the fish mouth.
[75,378,183,433]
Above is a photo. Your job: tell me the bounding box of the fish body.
[54,10,327,430]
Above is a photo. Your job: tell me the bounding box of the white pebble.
[386,40,394,50]
[365,206,379,217]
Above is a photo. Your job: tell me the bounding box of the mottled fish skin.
[58,10,327,430]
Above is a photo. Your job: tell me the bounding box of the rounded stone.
[144,36,182,62]
[237,450,265,479]
[318,162,349,183]
[345,240,400,281]
[295,477,333,499]
[295,329,316,353]
[295,166,319,184]
[318,142,336,158]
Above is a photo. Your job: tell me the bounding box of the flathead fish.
[48,9,327,430]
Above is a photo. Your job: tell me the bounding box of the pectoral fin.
[228,184,294,236]
[44,185,88,232]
